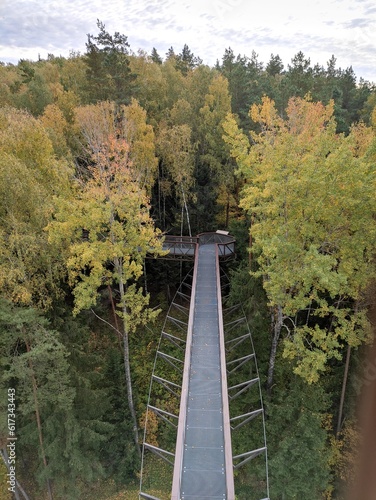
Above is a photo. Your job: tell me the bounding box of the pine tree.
[85,20,135,105]
[0,299,110,498]
[150,48,162,65]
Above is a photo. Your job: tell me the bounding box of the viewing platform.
[159,231,235,262]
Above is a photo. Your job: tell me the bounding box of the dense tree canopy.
[224,96,376,383]
[0,20,375,499]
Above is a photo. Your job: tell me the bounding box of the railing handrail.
[198,231,235,246]
[163,235,199,244]
[171,243,199,500]
[160,232,235,250]
[216,245,235,499]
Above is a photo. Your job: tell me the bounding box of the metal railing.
[157,232,235,262]
[199,232,236,261]
[223,299,270,499]
[215,245,236,499]
[171,239,235,499]
[139,266,197,499]
[160,235,198,261]
[141,231,238,499]
[170,247,199,500]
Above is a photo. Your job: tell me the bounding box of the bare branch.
[90,308,122,340]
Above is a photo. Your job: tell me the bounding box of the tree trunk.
[117,273,141,456]
[163,192,166,231]
[107,285,122,349]
[249,214,254,268]
[25,340,53,500]
[225,192,230,228]
[180,202,184,237]
[336,345,351,436]
[267,305,283,394]
[181,183,191,237]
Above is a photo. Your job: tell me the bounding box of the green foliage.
[175,44,202,76]
[0,30,374,498]
[0,298,111,498]
[85,20,135,105]
[48,135,163,324]
[267,377,332,499]
[150,48,163,65]
[101,348,139,482]
[266,53,284,77]
[224,95,376,382]
[129,53,167,124]
[0,107,72,309]
[218,48,263,129]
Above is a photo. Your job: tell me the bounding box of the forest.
[0,19,376,499]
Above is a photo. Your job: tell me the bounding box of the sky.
[1,0,375,82]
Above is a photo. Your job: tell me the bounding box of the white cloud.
[0,0,375,81]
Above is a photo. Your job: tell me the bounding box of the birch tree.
[0,108,72,309]
[224,96,376,385]
[48,136,164,452]
[157,124,195,235]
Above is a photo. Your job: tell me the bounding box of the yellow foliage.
[0,460,11,500]
[225,94,376,382]
[335,419,360,484]
[139,409,159,447]
[40,103,70,157]
[371,106,376,128]
[250,95,283,133]
[0,108,73,309]
[47,135,164,323]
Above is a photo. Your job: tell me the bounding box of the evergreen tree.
[0,299,110,499]
[85,20,135,105]
[165,46,176,61]
[268,376,332,499]
[266,53,284,77]
[150,47,162,65]
[101,348,138,483]
[219,48,253,127]
[176,44,202,75]
[286,51,313,96]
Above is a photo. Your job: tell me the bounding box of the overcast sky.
[1,0,375,82]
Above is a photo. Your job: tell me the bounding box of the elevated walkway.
[140,232,269,500]
[171,242,234,499]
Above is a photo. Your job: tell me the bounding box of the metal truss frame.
[222,276,270,500]
[139,267,195,499]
